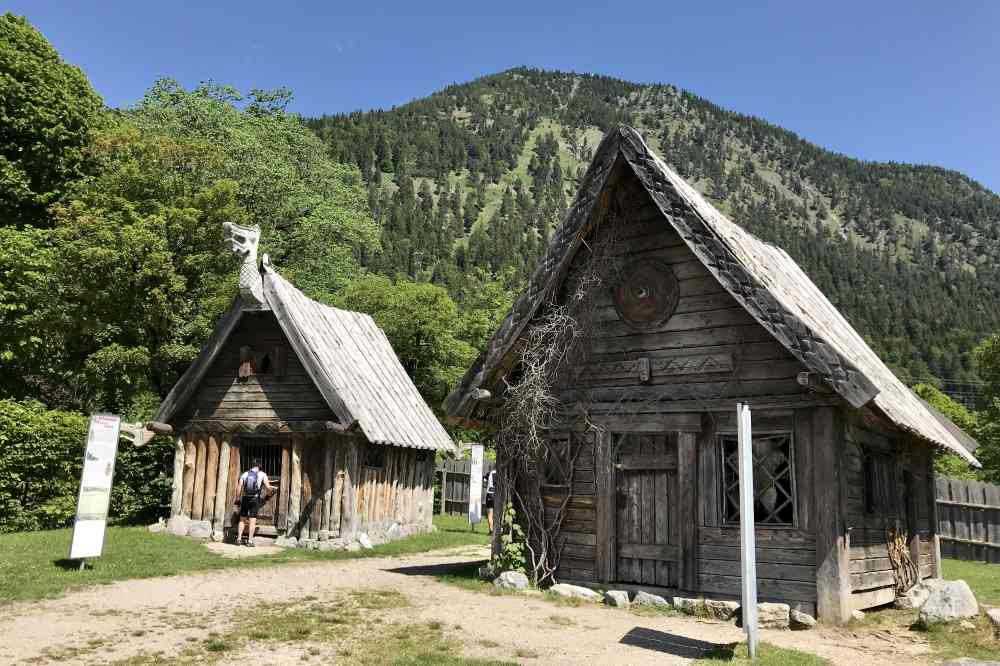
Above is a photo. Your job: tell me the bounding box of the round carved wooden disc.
[612,259,679,330]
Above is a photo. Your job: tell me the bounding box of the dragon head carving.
[222,221,266,309]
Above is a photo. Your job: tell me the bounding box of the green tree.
[0,14,105,226]
[912,383,979,480]
[332,275,475,406]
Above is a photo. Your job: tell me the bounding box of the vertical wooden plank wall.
[935,477,1000,564]
[174,431,234,534]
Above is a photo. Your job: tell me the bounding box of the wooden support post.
[814,406,851,623]
[182,435,197,517]
[213,435,230,532]
[289,435,302,535]
[343,438,360,539]
[278,441,290,532]
[192,435,208,521]
[302,439,313,538]
[927,452,943,578]
[332,445,344,535]
[678,431,698,591]
[225,444,240,528]
[171,434,185,518]
[594,429,614,584]
[321,436,334,539]
[203,434,220,521]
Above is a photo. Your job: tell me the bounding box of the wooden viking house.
[156,223,454,544]
[444,127,980,622]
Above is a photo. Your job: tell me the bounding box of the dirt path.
[2,545,933,665]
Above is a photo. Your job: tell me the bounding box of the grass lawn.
[0,513,488,604]
[942,558,1000,606]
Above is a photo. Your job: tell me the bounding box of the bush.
[0,400,173,532]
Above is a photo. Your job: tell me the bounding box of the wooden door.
[614,432,679,587]
[236,437,287,527]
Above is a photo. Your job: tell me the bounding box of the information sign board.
[69,413,121,560]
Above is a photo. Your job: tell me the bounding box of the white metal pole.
[737,402,759,659]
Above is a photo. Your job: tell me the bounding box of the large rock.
[494,571,529,591]
[274,535,297,548]
[918,580,978,627]
[385,523,403,542]
[549,583,601,601]
[147,519,165,534]
[604,590,630,608]
[673,597,705,615]
[705,599,739,621]
[357,533,374,550]
[757,602,790,629]
[632,591,671,607]
[186,520,212,540]
[895,578,948,610]
[167,515,189,537]
[790,609,816,630]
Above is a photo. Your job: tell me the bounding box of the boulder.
[346,541,362,552]
[988,608,1000,636]
[147,519,165,534]
[673,597,706,615]
[851,609,866,622]
[895,578,948,610]
[493,571,529,591]
[757,602,790,629]
[790,609,816,630]
[918,580,978,627]
[632,591,671,607]
[274,536,297,548]
[705,599,740,621]
[186,520,212,540]
[385,523,403,541]
[604,590,630,608]
[210,530,224,542]
[358,533,374,550]
[318,541,343,551]
[549,583,601,601]
[167,515,190,537]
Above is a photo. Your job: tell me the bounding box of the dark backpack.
[243,469,261,498]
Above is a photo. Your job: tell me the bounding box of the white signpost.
[69,413,122,566]
[737,402,759,659]
[468,444,484,525]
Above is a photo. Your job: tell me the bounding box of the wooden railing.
[936,477,1000,564]
[435,458,495,515]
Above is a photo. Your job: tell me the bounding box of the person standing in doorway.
[235,458,273,547]
[484,468,497,532]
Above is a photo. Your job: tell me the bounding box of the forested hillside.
[307,68,1000,388]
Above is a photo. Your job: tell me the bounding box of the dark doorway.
[238,437,285,527]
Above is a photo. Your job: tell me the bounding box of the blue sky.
[11,1,999,192]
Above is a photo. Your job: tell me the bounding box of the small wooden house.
[156,223,454,545]
[444,127,979,622]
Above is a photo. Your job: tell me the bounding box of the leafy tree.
[332,275,475,406]
[913,384,979,480]
[0,13,105,226]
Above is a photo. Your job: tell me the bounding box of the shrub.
[0,400,173,532]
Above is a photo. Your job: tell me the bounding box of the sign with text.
[468,444,484,524]
[69,413,121,560]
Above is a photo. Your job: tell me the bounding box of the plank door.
[614,432,680,587]
[236,437,287,527]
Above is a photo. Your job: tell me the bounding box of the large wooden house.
[156,223,454,545]
[444,127,979,622]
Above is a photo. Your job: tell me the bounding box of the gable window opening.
[721,432,796,526]
[364,445,385,470]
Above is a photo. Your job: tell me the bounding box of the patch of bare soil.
[1,546,933,665]
[202,541,283,559]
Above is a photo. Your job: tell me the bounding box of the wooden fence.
[936,478,1000,563]
[436,458,495,515]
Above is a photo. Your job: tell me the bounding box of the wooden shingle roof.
[157,265,455,452]
[444,126,979,466]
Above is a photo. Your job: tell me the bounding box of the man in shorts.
[235,458,273,547]
[483,468,497,532]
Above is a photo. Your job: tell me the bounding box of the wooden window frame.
[718,430,798,528]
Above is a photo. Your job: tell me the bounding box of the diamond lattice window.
[721,433,795,526]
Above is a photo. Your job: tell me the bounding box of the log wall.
[171,431,435,541]
[843,414,936,610]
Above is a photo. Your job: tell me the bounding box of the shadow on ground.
[621,627,735,659]
[384,559,487,577]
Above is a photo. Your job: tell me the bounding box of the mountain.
[305,67,1000,391]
